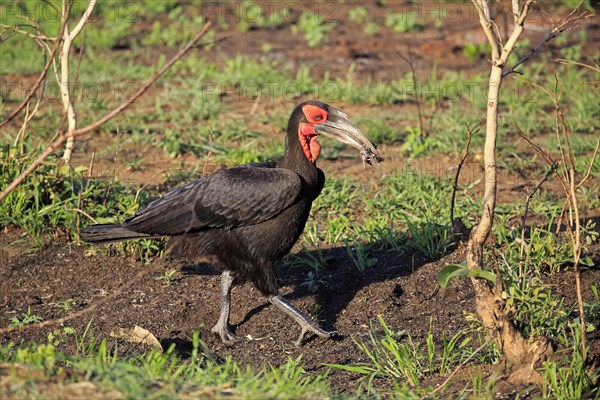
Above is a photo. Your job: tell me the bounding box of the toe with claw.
[211,323,241,344]
[270,295,336,346]
[294,324,337,347]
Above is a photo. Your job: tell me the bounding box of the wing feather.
[124,165,301,235]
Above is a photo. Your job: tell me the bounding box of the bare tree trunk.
[466,0,555,385]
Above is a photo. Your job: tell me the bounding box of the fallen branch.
[0,22,212,202]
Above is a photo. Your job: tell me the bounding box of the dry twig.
[0,22,213,202]
[503,6,594,77]
[398,48,427,138]
[449,121,478,225]
[0,3,72,129]
[532,78,598,355]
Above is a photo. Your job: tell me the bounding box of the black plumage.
[81,101,382,345]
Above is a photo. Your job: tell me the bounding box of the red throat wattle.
[298,122,321,163]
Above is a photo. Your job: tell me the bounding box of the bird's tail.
[80,224,153,244]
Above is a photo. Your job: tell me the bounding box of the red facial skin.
[298,104,328,163]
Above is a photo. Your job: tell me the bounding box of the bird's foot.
[211,323,241,344]
[269,295,337,346]
[294,322,337,347]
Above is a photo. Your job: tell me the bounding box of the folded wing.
[124,165,302,235]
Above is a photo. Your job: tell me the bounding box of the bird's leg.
[211,270,240,343]
[269,295,336,346]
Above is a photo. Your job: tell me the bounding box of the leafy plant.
[399,127,438,158]
[348,6,368,24]
[14,343,57,374]
[508,286,569,340]
[345,241,378,272]
[47,327,77,347]
[291,13,336,48]
[437,263,497,288]
[156,269,178,287]
[384,12,423,33]
[1,329,333,399]
[284,246,330,273]
[9,307,43,327]
[542,322,599,399]
[52,299,75,315]
[585,283,599,331]
[301,271,324,293]
[358,214,405,252]
[323,215,353,244]
[142,8,207,47]
[462,42,491,62]
[236,1,287,32]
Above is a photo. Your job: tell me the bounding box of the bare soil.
[1,1,599,397]
[1,227,599,397]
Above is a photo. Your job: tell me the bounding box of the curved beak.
[314,108,383,165]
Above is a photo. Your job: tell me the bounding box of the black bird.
[81,101,382,345]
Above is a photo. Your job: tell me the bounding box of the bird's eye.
[301,104,328,124]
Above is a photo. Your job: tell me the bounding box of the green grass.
[8,307,43,328]
[328,316,489,394]
[0,144,165,260]
[1,2,599,398]
[0,329,333,399]
[290,12,337,48]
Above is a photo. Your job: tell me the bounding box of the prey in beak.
[314,108,383,165]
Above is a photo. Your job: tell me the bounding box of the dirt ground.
[1,1,599,397]
[1,223,599,397]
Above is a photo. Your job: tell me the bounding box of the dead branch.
[503,8,594,77]
[0,2,72,129]
[398,48,427,138]
[516,127,559,232]
[576,139,599,191]
[554,57,600,74]
[449,121,478,225]
[61,0,98,165]
[0,23,55,42]
[517,135,558,236]
[0,22,213,203]
[549,80,596,355]
[516,77,597,360]
[518,153,557,279]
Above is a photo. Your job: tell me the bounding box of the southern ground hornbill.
[81,101,382,345]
